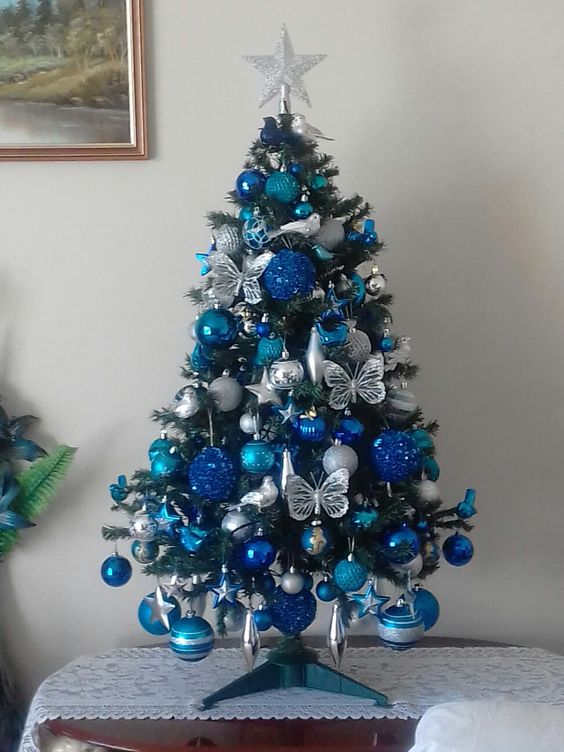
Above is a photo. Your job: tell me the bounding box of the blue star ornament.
[351,581,389,619]
[275,396,301,425]
[209,569,241,608]
[154,499,181,535]
[195,243,215,276]
[0,472,33,531]
[178,523,210,553]
[457,488,477,520]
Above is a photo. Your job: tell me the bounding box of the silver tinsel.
[305,327,325,384]
[242,609,261,671]
[213,224,242,258]
[327,602,347,668]
[208,374,243,412]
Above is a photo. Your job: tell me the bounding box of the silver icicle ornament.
[280,448,295,495]
[305,326,325,384]
[242,608,261,671]
[327,602,347,668]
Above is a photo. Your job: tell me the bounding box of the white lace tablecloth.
[20,645,564,751]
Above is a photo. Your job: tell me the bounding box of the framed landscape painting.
[0,0,146,160]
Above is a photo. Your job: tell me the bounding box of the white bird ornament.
[291,113,333,142]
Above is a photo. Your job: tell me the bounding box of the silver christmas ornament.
[172,385,201,419]
[417,479,441,502]
[211,251,273,307]
[129,511,158,542]
[386,385,419,422]
[241,475,279,508]
[280,448,295,494]
[213,224,243,258]
[270,212,322,239]
[142,585,178,630]
[344,329,372,363]
[327,602,347,668]
[305,327,325,384]
[224,601,246,632]
[269,358,305,390]
[384,336,412,372]
[187,574,207,617]
[280,566,305,595]
[290,113,333,142]
[393,553,424,577]
[366,270,386,297]
[242,608,261,671]
[322,442,359,476]
[239,412,262,434]
[221,509,255,543]
[245,369,283,406]
[209,373,243,412]
[314,219,345,250]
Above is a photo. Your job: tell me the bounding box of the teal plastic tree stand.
[200,636,389,710]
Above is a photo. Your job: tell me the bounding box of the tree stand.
[200,637,388,710]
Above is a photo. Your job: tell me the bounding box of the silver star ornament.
[143,585,178,630]
[245,369,282,406]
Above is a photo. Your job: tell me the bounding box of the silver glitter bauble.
[221,509,255,543]
[327,602,347,668]
[344,329,372,363]
[314,219,345,250]
[417,479,441,502]
[129,512,158,542]
[366,273,386,297]
[239,412,262,434]
[224,601,246,632]
[213,223,243,258]
[209,375,243,412]
[393,553,424,577]
[386,387,419,423]
[322,443,359,475]
[280,567,305,595]
[173,386,201,419]
[269,358,305,390]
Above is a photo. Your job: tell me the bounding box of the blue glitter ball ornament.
[377,602,424,651]
[310,173,328,190]
[254,336,283,366]
[263,250,316,301]
[131,539,159,564]
[371,429,421,483]
[240,536,276,570]
[265,171,300,203]
[316,579,338,602]
[334,416,364,445]
[301,523,331,556]
[253,606,273,631]
[293,201,314,219]
[294,412,326,443]
[236,169,266,200]
[188,446,237,501]
[409,428,434,451]
[333,556,367,592]
[379,336,395,352]
[243,216,272,251]
[196,308,238,349]
[170,615,214,662]
[422,456,440,481]
[100,554,132,587]
[191,343,213,370]
[443,533,474,567]
[270,587,317,635]
[382,523,420,564]
[288,162,305,177]
[138,592,181,636]
[412,587,440,631]
[239,206,254,221]
[241,439,275,474]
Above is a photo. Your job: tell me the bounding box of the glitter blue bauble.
[443,533,474,567]
[170,615,214,662]
[196,308,238,349]
[254,336,283,365]
[239,206,254,221]
[191,343,213,370]
[240,536,276,570]
[253,607,273,631]
[293,201,314,219]
[263,250,316,301]
[333,557,367,592]
[310,173,328,190]
[379,336,395,352]
[131,539,159,564]
[188,446,237,501]
[300,524,331,556]
[138,593,181,636]
[294,413,326,442]
[100,554,132,587]
[382,523,420,564]
[413,588,440,631]
[316,579,338,602]
[409,428,434,451]
[377,603,424,651]
[333,416,364,445]
[270,587,317,635]
[243,216,272,251]
[240,439,275,474]
[265,171,300,203]
[370,429,421,483]
[236,169,266,200]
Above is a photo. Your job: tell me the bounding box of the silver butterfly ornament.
[286,468,350,520]
[210,251,274,306]
[323,354,386,410]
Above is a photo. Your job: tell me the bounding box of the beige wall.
[3,0,564,700]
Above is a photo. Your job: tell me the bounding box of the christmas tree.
[101,26,476,706]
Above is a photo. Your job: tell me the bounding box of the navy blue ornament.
[316,578,338,602]
[100,554,132,587]
[240,536,276,570]
[254,571,276,595]
[310,173,328,190]
[301,522,331,556]
[382,523,420,564]
[443,533,474,567]
[270,587,317,635]
[457,488,477,519]
[263,250,315,301]
[178,523,210,553]
[254,605,273,631]
[265,171,300,204]
[371,429,421,483]
[333,556,367,592]
[109,474,129,502]
[333,415,364,445]
[131,539,159,564]
[377,602,424,651]
[293,201,314,219]
[196,308,238,349]
[379,336,395,352]
[260,116,284,146]
[241,439,275,474]
[138,592,181,635]
[188,446,237,501]
[409,428,434,451]
[236,169,266,200]
[294,412,326,442]
[256,319,271,337]
[191,343,213,370]
[288,162,306,178]
[170,615,214,661]
[412,587,440,631]
[243,216,272,251]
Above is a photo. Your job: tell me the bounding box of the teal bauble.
[265,171,300,203]
[241,439,275,474]
[333,556,368,592]
[151,450,183,480]
[170,615,214,661]
[243,216,272,251]
[195,308,238,349]
[191,343,213,370]
[316,579,338,602]
[254,336,284,365]
[377,602,424,650]
[310,173,328,190]
[138,592,181,636]
[293,201,314,219]
[412,587,440,631]
[239,206,254,220]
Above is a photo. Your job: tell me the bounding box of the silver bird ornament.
[269,212,322,239]
[384,336,412,372]
[291,113,333,142]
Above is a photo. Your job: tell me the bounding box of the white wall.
[3,0,564,700]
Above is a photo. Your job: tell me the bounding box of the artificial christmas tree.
[102,25,476,708]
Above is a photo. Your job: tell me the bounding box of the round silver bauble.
[314,219,345,250]
[386,387,419,422]
[209,375,243,412]
[173,386,201,419]
[224,601,246,632]
[366,273,386,297]
[417,479,441,502]
[129,511,158,542]
[213,223,243,257]
[221,509,255,543]
[239,412,261,434]
[344,329,372,363]
[280,568,305,595]
[268,358,305,390]
[393,553,424,577]
[322,443,359,475]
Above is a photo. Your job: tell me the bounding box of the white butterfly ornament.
[286,468,350,521]
[323,354,386,410]
[210,251,273,306]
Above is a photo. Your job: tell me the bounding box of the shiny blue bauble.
[443,533,474,567]
[256,320,271,337]
[239,206,254,221]
[150,450,183,481]
[240,439,275,474]
[188,446,237,501]
[170,615,214,662]
[333,557,368,592]
[191,343,213,370]
[131,539,159,564]
[383,523,420,564]
[293,201,314,219]
[100,554,132,587]
[263,250,316,301]
[240,536,276,570]
[422,456,440,481]
[316,579,338,602]
[243,216,272,251]
[413,588,440,631]
[149,435,173,461]
[265,171,300,204]
[379,336,395,352]
[254,336,283,366]
[288,162,306,177]
[253,607,273,631]
[377,603,424,651]
[351,507,379,530]
[310,173,328,190]
[370,429,421,483]
[333,416,364,445]
[294,413,326,442]
[301,523,331,556]
[138,592,181,635]
[270,587,317,636]
[409,428,434,451]
[196,308,238,349]
[236,169,266,200]
[350,272,366,306]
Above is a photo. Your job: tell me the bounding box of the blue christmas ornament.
[377,601,424,651]
[170,615,214,662]
[363,219,379,245]
[188,446,237,501]
[149,435,172,461]
[255,571,276,594]
[288,162,305,177]
[150,450,183,481]
[333,556,367,592]
[351,506,379,530]
[347,230,363,242]
[265,171,300,203]
[196,308,238,349]
[254,336,283,365]
[178,523,210,553]
[256,319,271,337]
[293,201,314,219]
[243,216,272,251]
[239,206,254,221]
[379,336,395,352]
[422,456,440,481]
[316,579,338,602]
[253,606,273,631]
[443,533,474,567]
[316,317,349,347]
[191,343,213,370]
[131,539,159,564]
[382,523,420,564]
[312,244,333,261]
[457,489,477,519]
[301,522,331,556]
[371,429,421,483]
[240,536,276,570]
[270,587,317,635]
[138,592,181,636]
[195,247,213,276]
[109,475,129,502]
[241,439,276,474]
[294,412,326,442]
[409,428,434,451]
[236,169,266,200]
[334,415,364,445]
[412,587,440,631]
[263,250,316,301]
[100,554,132,587]
[260,116,284,146]
[310,173,328,190]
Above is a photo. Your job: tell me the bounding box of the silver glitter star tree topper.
[244,24,326,114]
